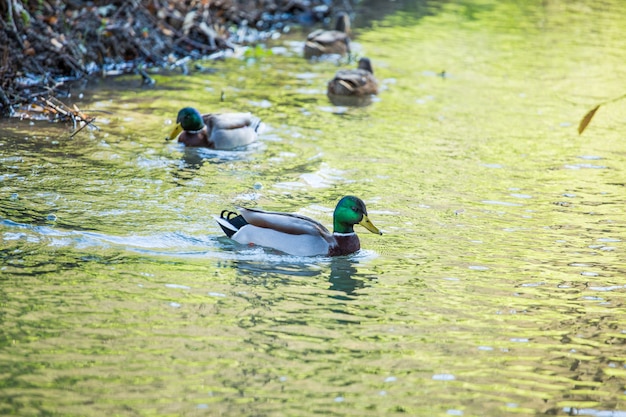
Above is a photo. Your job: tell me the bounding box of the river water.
[1,1,625,416]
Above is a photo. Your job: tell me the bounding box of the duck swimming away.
[327,57,378,97]
[304,13,351,59]
[216,196,382,257]
[167,107,261,149]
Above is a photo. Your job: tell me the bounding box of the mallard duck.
[167,107,261,149]
[304,13,351,59]
[327,57,378,100]
[216,195,382,257]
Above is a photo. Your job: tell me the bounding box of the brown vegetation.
[0,0,346,116]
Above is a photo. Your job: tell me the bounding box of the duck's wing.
[306,28,325,41]
[239,207,334,242]
[329,70,378,95]
[305,30,350,58]
[333,69,371,87]
[203,113,262,132]
[308,30,349,45]
[202,113,262,149]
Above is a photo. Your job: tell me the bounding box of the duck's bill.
[359,215,382,235]
[167,123,184,141]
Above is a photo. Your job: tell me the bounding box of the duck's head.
[167,107,205,140]
[335,12,351,34]
[333,196,382,235]
[358,57,374,74]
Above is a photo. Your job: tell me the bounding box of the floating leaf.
[578,104,600,135]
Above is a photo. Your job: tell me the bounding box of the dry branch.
[1,0,344,117]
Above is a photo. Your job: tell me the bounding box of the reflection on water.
[328,256,379,296]
[353,0,442,28]
[327,93,374,107]
[2,0,626,416]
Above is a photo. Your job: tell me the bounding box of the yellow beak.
[167,123,184,141]
[359,214,382,235]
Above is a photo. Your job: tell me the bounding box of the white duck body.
[206,113,261,149]
[216,208,336,256]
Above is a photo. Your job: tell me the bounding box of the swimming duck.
[304,13,351,59]
[167,107,261,149]
[216,195,382,257]
[327,57,378,102]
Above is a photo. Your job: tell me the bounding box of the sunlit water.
[2,1,626,416]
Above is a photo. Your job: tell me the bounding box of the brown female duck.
[304,13,351,59]
[327,58,378,106]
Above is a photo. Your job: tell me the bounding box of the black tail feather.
[218,210,248,238]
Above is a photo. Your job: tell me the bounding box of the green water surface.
[1,1,625,416]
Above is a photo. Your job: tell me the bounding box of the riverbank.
[0,0,349,117]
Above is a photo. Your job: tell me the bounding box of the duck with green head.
[167,107,261,149]
[327,58,378,103]
[216,196,382,256]
[304,13,351,59]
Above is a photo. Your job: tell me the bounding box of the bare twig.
[6,0,25,49]
[40,96,99,136]
[0,87,13,116]
[69,117,98,138]
[138,67,156,85]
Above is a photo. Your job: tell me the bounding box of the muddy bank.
[0,0,351,117]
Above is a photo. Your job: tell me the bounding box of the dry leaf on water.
[578,104,600,135]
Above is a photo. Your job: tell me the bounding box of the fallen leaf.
[578,104,600,135]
